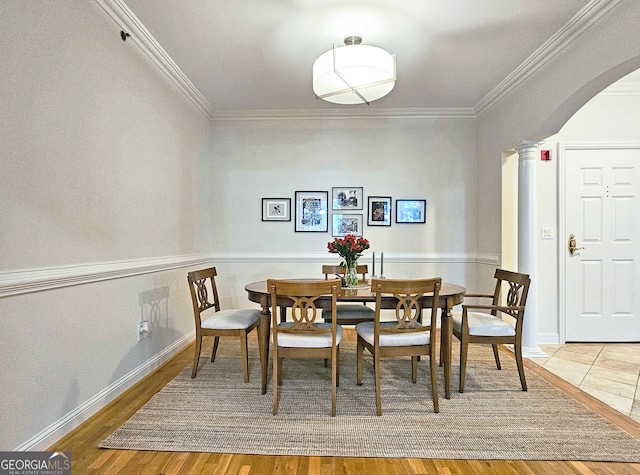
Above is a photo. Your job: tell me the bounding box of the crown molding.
[210,107,477,121]
[95,0,621,122]
[94,0,216,118]
[475,0,621,115]
[93,0,476,121]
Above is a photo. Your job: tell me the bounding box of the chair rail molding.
[0,255,213,298]
[0,253,498,298]
[209,252,499,265]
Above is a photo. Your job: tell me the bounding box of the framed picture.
[295,191,328,232]
[332,214,363,237]
[262,198,291,221]
[332,187,363,210]
[367,196,392,226]
[396,199,426,224]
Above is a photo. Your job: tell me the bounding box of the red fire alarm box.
[541,150,551,161]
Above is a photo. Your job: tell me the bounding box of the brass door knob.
[568,234,585,255]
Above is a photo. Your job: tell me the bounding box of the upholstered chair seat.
[200,308,260,330]
[355,321,430,347]
[276,322,343,348]
[452,311,516,337]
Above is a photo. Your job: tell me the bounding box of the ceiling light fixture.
[312,34,396,105]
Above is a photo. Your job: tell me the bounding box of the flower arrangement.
[327,234,370,267]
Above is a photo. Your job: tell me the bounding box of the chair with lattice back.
[187,267,262,383]
[356,277,442,416]
[268,278,343,416]
[320,264,375,325]
[452,268,531,393]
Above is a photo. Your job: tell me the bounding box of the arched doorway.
[502,68,640,345]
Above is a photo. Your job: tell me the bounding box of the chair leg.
[191,335,203,379]
[374,354,382,416]
[272,350,279,415]
[336,345,340,388]
[459,340,469,393]
[331,348,338,417]
[240,334,249,383]
[411,356,418,384]
[430,349,439,413]
[277,357,284,386]
[211,336,220,362]
[514,342,528,391]
[256,327,265,395]
[492,343,502,370]
[356,338,363,386]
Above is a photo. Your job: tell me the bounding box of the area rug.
[100,340,640,461]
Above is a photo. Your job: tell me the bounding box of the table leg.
[258,306,271,395]
[441,305,452,399]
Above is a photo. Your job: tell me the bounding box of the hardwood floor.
[49,331,640,474]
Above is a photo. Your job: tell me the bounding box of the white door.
[564,145,640,341]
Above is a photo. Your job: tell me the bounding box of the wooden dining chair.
[356,277,442,416]
[452,269,531,393]
[187,267,262,382]
[321,264,375,325]
[268,278,343,416]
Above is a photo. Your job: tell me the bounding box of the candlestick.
[380,252,384,276]
[372,251,375,276]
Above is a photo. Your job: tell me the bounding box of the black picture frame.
[295,191,328,232]
[396,199,426,224]
[331,187,363,210]
[367,196,392,226]
[332,214,363,237]
[262,198,291,221]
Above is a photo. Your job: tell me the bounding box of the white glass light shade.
[313,44,396,105]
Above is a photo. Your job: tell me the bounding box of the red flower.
[327,234,370,264]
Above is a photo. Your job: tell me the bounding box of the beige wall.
[0,1,211,450]
[205,116,482,311]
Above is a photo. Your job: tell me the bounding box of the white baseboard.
[537,332,561,345]
[15,331,195,451]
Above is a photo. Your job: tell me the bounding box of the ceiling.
[119,0,634,116]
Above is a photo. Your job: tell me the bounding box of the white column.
[513,141,547,358]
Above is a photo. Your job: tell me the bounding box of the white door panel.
[564,146,640,341]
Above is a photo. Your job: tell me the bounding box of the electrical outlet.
[137,321,150,342]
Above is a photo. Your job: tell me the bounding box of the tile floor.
[530,343,640,423]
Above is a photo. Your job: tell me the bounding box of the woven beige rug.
[100,340,640,461]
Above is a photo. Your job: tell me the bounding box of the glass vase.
[344,260,359,288]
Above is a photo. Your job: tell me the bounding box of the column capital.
[513,140,543,162]
[512,139,543,152]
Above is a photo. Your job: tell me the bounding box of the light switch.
[541,227,553,239]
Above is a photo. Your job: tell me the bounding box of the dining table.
[245,279,466,398]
